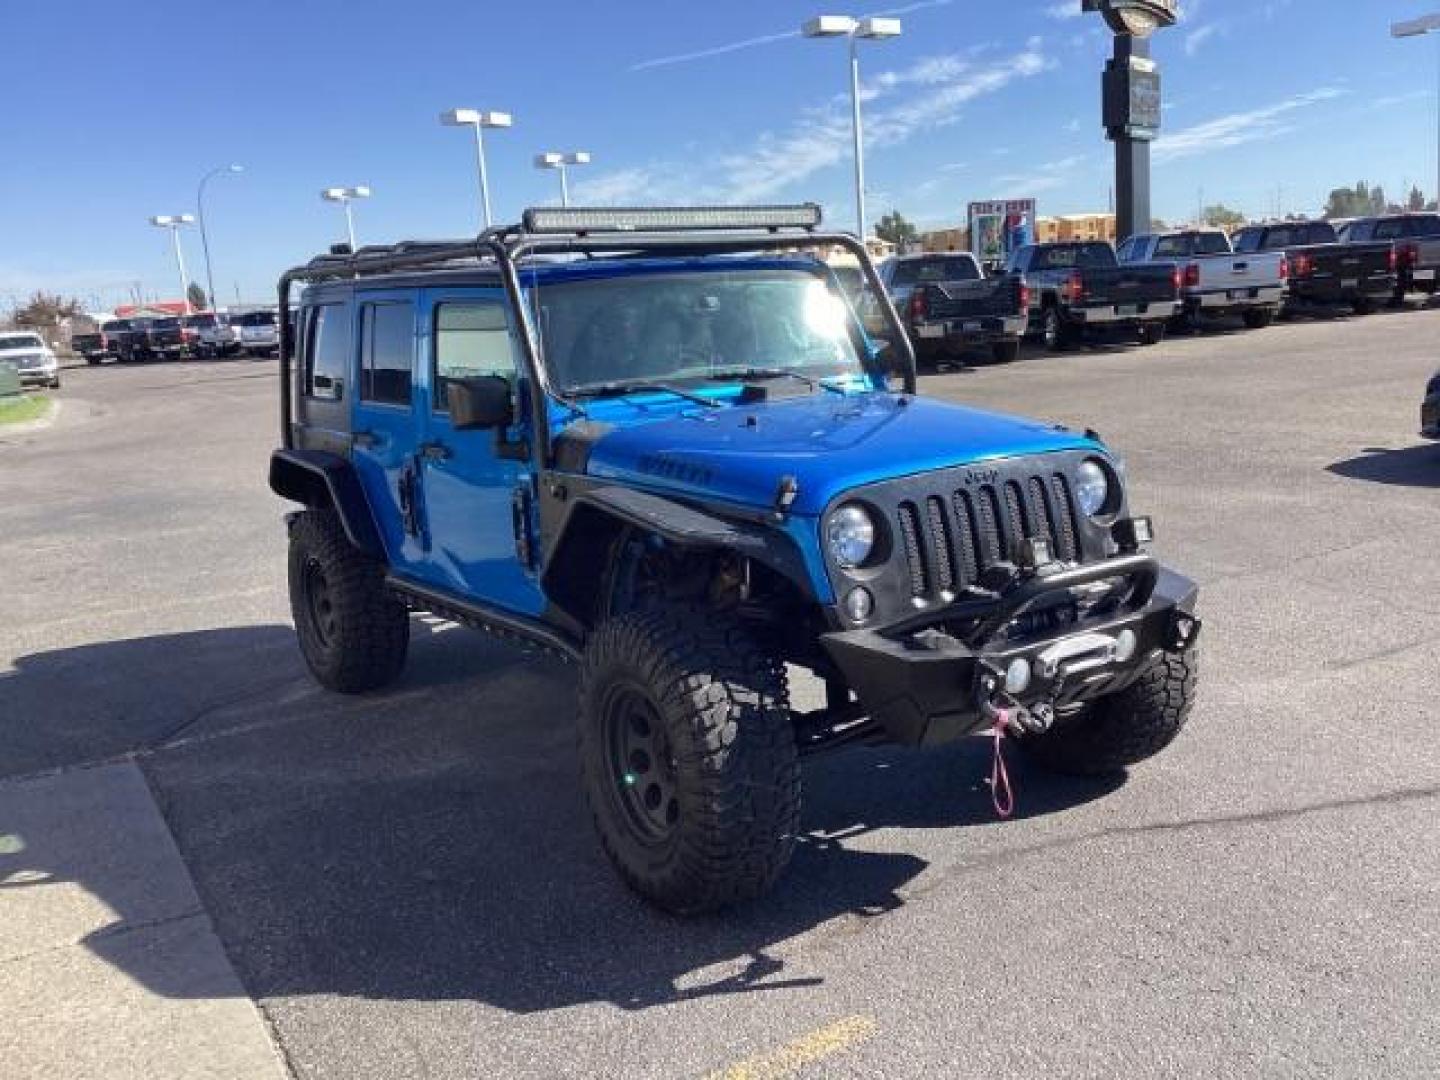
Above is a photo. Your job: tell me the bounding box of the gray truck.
[1338,213,1440,303]
[1005,241,1179,350]
[869,252,1028,367]
[1118,229,1285,330]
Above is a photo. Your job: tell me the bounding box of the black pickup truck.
[1232,220,1395,315]
[148,316,201,359]
[1005,241,1179,350]
[869,252,1028,366]
[104,318,159,361]
[72,327,112,364]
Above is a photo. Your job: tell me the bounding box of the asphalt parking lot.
[4,308,1440,1079]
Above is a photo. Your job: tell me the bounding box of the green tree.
[874,210,918,249]
[1202,203,1245,229]
[187,282,209,311]
[1368,185,1388,215]
[12,291,82,328]
[1407,185,1426,212]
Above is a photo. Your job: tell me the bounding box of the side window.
[1373,219,1403,241]
[433,300,516,411]
[1346,220,1373,242]
[1116,238,1136,261]
[306,303,350,398]
[359,301,414,406]
[1233,230,1259,253]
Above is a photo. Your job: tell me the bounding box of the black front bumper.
[821,557,1199,747]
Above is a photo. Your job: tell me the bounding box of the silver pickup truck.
[1119,229,1286,330]
[1339,213,1440,304]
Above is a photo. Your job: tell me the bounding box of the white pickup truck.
[1118,229,1286,330]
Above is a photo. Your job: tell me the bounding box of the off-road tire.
[577,605,801,914]
[1242,308,1275,330]
[87,357,101,366]
[991,340,1021,364]
[1137,322,1166,346]
[1023,649,1198,776]
[287,510,409,693]
[1042,306,1073,352]
[1352,296,1374,316]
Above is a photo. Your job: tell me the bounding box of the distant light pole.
[196,164,243,312]
[440,108,513,230]
[534,151,591,206]
[320,186,371,250]
[149,214,196,311]
[802,14,902,242]
[1392,14,1440,207]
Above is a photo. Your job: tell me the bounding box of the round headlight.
[826,504,875,568]
[1074,460,1111,518]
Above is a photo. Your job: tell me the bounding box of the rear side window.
[433,301,516,411]
[359,302,414,406]
[1409,214,1440,237]
[306,303,350,398]
[1233,230,1259,253]
[1307,222,1338,244]
[1374,219,1405,241]
[1344,220,1374,242]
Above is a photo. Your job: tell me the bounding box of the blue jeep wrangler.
[270,206,1200,913]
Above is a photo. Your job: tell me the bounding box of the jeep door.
[349,291,428,574]
[415,288,544,617]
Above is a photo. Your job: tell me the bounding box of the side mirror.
[449,375,513,430]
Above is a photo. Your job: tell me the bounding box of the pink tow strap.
[989,708,1015,818]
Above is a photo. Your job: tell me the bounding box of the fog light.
[1004,657,1032,695]
[842,587,873,623]
[1114,628,1138,662]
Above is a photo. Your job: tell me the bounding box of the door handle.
[419,440,452,461]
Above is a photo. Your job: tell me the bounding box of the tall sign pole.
[1084,1,1178,241]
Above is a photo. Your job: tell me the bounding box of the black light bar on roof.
[521,204,823,235]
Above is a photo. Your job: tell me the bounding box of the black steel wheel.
[578,605,800,914]
[287,510,409,693]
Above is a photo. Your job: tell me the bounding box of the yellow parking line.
[705,1014,878,1080]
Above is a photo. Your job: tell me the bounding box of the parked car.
[106,317,159,362]
[235,309,279,356]
[183,312,241,358]
[269,204,1201,913]
[1231,220,1395,315]
[868,252,1028,367]
[0,331,60,388]
[1338,213,1440,303]
[1006,240,1179,349]
[1423,368,1440,440]
[149,316,203,359]
[1118,229,1285,330]
[71,327,113,364]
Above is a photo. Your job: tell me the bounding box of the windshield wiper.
[706,367,847,395]
[570,381,721,409]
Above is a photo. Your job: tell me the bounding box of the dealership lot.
[3,310,1439,1078]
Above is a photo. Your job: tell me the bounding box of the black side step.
[386,576,581,664]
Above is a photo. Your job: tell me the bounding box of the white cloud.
[1043,2,1082,19]
[1153,88,1346,163]
[1064,117,1081,133]
[1184,23,1223,56]
[993,154,1088,194]
[582,41,1053,206]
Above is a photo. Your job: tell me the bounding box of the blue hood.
[578,391,1102,516]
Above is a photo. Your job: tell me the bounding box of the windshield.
[0,334,44,350]
[889,256,979,286]
[237,311,277,326]
[1033,243,1116,270]
[1154,232,1231,257]
[534,267,866,393]
[183,314,217,327]
[153,318,181,330]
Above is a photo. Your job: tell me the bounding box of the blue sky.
[2,0,1437,308]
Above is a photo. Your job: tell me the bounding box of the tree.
[874,210,918,249]
[1368,185,1388,215]
[187,282,208,311]
[12,291,82,328]
[1202,203,1245,230]
[1408,185,1427,212]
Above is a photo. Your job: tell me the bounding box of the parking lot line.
[704,1014,878,1080]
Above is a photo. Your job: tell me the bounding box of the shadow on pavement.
[3,622,1121,1015]
[1327,444,1440,488]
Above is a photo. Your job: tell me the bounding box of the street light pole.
[1392,14,1440,208]
[440,109,514,230]
[321,186,371,250]
[196,164,243,312]
[149,215,196,312]
[802,15,902,243]
[535,151,591,207]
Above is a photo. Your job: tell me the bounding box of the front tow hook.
[975,668,1054,735]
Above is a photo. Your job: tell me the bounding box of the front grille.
[895,470,1081,599]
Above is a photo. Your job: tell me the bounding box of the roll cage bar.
[276,206,918,466]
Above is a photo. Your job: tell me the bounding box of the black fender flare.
[268,449,385,559]
[541,485,818,629]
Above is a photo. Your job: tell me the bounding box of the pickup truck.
[1118,229,1285,330]
[1338,213,1440,303]
[1004,241,1179,350]
[149,316,202,359]
[180,312,241,358]
[234,309,279,356]
[72,327,113,364]
[1232,220,1395,315]
[106,318,158,362]
[870,252,1028,366]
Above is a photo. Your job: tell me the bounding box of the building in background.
[1035,213,1117,243]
